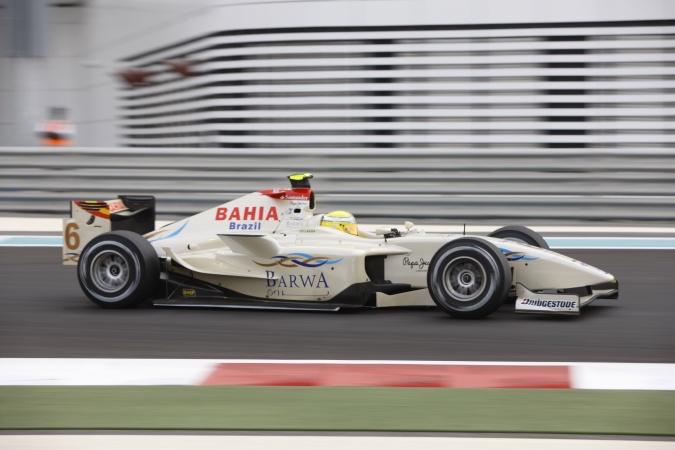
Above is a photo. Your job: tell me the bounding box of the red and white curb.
[1,359,674,390]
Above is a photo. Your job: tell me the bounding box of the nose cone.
[546,256,616,289]
[566,257,615,285]
[500,242,616,291]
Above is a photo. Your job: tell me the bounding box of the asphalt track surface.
[1,247,673,363]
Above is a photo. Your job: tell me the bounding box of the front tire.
[427,237,511,319]
[488,225,549,249]
[77,230,159,308]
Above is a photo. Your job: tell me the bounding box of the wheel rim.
[442,256,486,301]
[90,250,130,293]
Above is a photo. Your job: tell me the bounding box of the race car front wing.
[515,281,619,315]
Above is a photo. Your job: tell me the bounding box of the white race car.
[63,174,618,319]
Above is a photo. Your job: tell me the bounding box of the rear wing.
[63,195,155,265]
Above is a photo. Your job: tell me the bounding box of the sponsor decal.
[286,199,309,222]
[282,194,309,200]
[521,298,577,308]
[265,270,329,288]
[254,253,343,268]
[215,206,279,221]
[260,189,311,201]
[402,256,430,271]
[107,199,127,213]
[500,248,539,262]
[182,289,196,297]
[257,255,341,298]
[285,220,306,228]
[265,270,331,298]
[230,222,261,230]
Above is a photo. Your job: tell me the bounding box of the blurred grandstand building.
[1,0,673,149]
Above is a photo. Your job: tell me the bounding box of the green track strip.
[1,387,673,435]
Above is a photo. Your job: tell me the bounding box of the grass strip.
[0,386,673,435]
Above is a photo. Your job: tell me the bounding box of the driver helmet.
[321,210,358,236]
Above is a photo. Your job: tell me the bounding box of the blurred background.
[1,0,674,222]
[1,3,674,441]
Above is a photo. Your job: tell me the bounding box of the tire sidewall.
[77,231,158,308]
[427,238,510,319]
[488,225,549,249]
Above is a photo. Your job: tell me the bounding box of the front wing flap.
[515,282,619,315]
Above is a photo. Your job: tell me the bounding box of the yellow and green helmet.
[320,210,358,236]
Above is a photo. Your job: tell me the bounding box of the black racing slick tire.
[488,225,549,249]
[427,237,511,319]
[77,230,160,308]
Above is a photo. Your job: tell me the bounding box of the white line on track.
[1,435,673,450]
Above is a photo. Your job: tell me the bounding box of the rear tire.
[488,225,549,249]
[427,238,511,319]
[77,230,159,308]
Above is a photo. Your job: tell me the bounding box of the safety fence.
[1,147,674,222]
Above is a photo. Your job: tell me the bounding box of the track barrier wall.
[1,147,674,222]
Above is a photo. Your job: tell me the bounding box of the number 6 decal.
[65,222,81,250]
